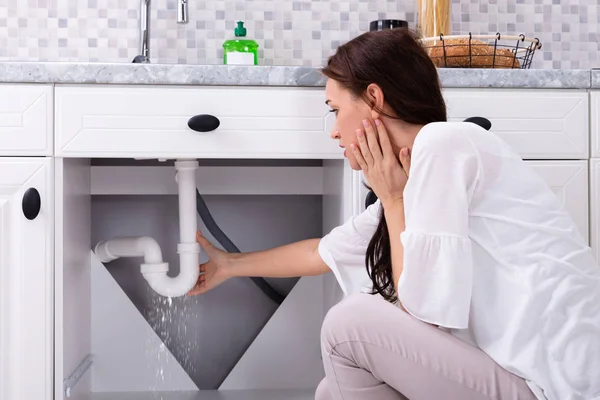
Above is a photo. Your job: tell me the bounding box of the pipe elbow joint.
[136,236,164,265]
[141,243,200,297]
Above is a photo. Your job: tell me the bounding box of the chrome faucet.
[132,0,151,63]
[132,0,189,63]
[178,0,189,24]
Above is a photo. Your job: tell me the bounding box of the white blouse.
[318,122,600,400]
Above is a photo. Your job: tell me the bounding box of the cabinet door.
[0,84,53,156]
[590,160,600,261]
[354,161,588,243]
[590,91,600,158]
[525,161,589,243]
[0,158,53,400]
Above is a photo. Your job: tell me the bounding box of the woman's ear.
[366,83,384,119]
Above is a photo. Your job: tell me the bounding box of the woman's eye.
[329,109,338,116]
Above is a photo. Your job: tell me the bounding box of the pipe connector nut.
[141,262,170,274]
[177,242,201,254]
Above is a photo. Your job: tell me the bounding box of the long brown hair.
[321,28,447,303]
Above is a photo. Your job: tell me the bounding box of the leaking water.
[146,289,200,392]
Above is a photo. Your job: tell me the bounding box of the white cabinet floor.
[85,389,315,400]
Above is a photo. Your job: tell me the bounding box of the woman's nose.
[330,129,340,139]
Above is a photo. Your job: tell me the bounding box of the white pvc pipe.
[143,249,198,298]
[93,159,201,298]
[143,160,200,297]
[176,160,197,245]
[94,236,165,265]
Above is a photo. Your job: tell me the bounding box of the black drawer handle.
[463,116,492,131]
[22,188,41,220]
[188,114,220,132]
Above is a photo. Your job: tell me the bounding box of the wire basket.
[420,33,542,69]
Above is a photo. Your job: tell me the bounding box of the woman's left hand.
[351,119,411,207]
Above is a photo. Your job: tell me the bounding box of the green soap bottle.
[223,21,259,65]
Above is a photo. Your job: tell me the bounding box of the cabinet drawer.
[55,85,340,159]
[0,84,53,156]
[444,89,588,159]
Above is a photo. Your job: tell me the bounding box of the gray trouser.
[317,293,537,400]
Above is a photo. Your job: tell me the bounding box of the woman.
[188,29,600,400]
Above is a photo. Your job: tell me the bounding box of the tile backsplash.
[0,0,598,69]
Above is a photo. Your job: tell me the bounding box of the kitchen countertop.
[0,61,595,89]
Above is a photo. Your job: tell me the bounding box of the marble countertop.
[0,61,595,89]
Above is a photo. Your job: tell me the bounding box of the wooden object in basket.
[417,0,451,37]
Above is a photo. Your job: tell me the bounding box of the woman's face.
[325,79,374,171]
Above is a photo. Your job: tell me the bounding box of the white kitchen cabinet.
[55,85,341,160]
[351,161,589,243]
[0,80,591,400]
[591,91,600,158]
[53,157,356,399]
[0,157,53,400]
[590,159,600,261]
[444,88,589,159]
[526,160,589,243]
[0,84,53,156]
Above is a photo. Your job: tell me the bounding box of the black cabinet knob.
[463,116,492,131]
[22,188,41,220]
[187,114,220,132]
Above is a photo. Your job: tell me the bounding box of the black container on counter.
[369,19,409,31]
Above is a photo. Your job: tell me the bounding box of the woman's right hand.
[186,230,234,296]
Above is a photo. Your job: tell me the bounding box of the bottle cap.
[235,21,247,37]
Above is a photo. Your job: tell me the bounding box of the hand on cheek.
[351,119,411,207]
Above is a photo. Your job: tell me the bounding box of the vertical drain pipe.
[176,160,199,259]
[141,160,201,297]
